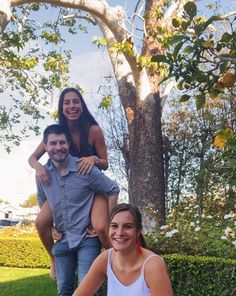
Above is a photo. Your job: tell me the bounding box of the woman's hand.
[51,226,62,241]
[36,164,50,184]
[78,156,97,175]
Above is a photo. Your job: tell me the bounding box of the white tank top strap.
[107,248,113,265]
[142,254,163,271]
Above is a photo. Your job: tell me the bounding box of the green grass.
[0,267,57,296]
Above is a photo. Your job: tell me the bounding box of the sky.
[0,0,234,205]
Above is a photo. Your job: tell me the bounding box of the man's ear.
[43,143,47,151]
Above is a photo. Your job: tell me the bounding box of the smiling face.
[44,133,69,164]
[62,91,83,121]
[109,210,139,252]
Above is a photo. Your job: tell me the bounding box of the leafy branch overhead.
[150,1,236,182]
[0,3,90,150]
[152,1,236,109]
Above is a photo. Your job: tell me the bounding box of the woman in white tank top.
[73,203,173,296]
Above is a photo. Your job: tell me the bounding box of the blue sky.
[0,0,235,205]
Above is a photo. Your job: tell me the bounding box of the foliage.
[0,3,91,151]
[154,1,236,187]
[153,1,236,106]
[0,237,49,268]
[146,195,236,259]
[0,242,235,296]
[0,224,38,238]
[20,193,38,208]
[163,90,236,203]
[165,254,236,296]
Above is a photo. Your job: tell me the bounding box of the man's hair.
[43,124,70,144]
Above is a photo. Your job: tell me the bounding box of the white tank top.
[107,249,160,296]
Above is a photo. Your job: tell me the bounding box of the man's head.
[43,124,70,163]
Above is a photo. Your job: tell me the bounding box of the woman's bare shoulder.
[89,125,105,144]
[143,250,165,268]
[89,124,104,135]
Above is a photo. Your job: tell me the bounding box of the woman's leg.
[91,194,110,249]
[35,200,56,279]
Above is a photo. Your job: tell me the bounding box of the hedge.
[0,238,49,268]
[163,254,236,296]
[0,238,235,295]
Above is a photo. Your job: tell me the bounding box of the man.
[36,124,119,296]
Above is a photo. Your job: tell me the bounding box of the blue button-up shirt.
[36,154,119,250]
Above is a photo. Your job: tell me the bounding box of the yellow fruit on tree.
[213,135,227,148]
[222,72,235,87]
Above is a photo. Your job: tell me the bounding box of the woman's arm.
[78,125,108,175]
[145,256,173,296]
[72,251,108,296]
[28,140,49,183]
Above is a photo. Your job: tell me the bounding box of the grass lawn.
[0,267,57,296]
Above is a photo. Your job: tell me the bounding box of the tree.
[20,193,37,208]
[163,91,236,212]
[3,1,234,227]
[1,0,182,228]
[154,1,236,188]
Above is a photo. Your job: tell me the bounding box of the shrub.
[164,254,236,296]
[145,196,236,259]
[0,237,49,268]
[0,238,235,295]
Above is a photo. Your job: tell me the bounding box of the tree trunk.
[128,92,165,230]
[0,0,11,33]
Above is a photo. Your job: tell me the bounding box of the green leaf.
[184,2,197,19]
[195,69,207,83]
[173,42,185,59]
[151,55,168,63]
[196,15,222,34]
[179,94,190,102]
[219,61,229,73]
[169,35,186,45]
[99,95,112,109]
[184,45,194,54]
[220,32,232,43]
[195,94,205,110]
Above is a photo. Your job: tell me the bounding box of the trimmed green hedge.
[163,254,236,296]
[0,238,235,295]
[0,238,49,268]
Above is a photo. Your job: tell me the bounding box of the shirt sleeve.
[36,177,47,207]
[87,167,120,197]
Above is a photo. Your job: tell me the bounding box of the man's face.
[44,133,69,163]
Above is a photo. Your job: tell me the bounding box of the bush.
[0,238,235,295]
[164,254,236,296]
[145,196,236,259]
[0,238,49,268]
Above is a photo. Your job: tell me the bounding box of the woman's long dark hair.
[109,203,147,248]
[58,87,98,156]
